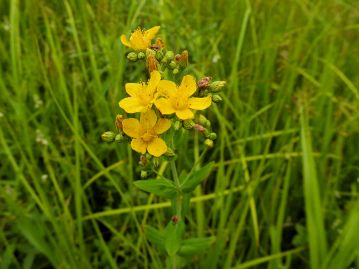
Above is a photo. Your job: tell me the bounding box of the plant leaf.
[178,236,216,257]
[181,162,214,193]
[134,178,178,198]
[145,225,165,251]
[164,220,185,256]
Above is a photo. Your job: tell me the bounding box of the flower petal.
[140,110,157,130]
[176,109,194,120]
[155,98,176,115]
[119,97,145,113]
[147,71,161,94]
[154,118,171,134]
[147,137,167,157]
[157,80,177,97]
[179,75,197,97]
[120,35,131,47]
[122,118,141,138]
[131,138,147,154]
[130,29,148,51]
[144,26,160,40]
[188,96,212,110]
[125,83,143,97]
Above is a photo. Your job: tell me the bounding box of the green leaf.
[134,178,178,198]
[181,162,214,193]
[178,236,216,257]
[144,225,165,251]
[164,220,185,256]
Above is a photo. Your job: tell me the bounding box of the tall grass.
[1,0,359,268]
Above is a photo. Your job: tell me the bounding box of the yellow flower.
[120,26,160,51]
[154,75,212,120]
[122,110,171,157]
[119,71,161,113]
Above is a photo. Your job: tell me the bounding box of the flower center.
[172,95,188,110]
[141,131,156,142]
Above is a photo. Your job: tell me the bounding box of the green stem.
[170,160,181,269]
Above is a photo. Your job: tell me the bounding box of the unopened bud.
[127,52,138,61]
[198,77,212,90]
[208,132,217,140]
[204,139,214,148]
[147,55,159,72]
[115,133,124,143]
[115,114,124,130]
[173,121,182,130]
[212,94,223,103]
[198,115,208,126]
[172,68,179,75]
[169,60,177,69]
[183,120,195,130]
[209,81,226,92]
[101,131,116,142]
[155,50,164,61]
[165,147,176,157]
[165,51,174,60]
[138,52,145,59]
[141,170,148,179]
[194,124,206,133]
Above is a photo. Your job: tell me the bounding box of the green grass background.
[1,0,359,268]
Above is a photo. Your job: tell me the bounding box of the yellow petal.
[144,26,160,40]
[125,83,143,97]
[131,138,147,154]
[155,98,176,115]
[188,96,212,110]
[179,75,197,97]
[119,97,145,113]
[157,80,177,97]
[120,35,131,47]
[154,118,171,134]
[130,29,148,51]
[122,118,142,138]
[140,110,157,130]
[147,71,161,94]
[176,109,194,120]
[147,137,167,157]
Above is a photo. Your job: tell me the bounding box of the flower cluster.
[102,26,225,161]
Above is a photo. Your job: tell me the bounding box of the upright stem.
[170,160,181,269]
[170,160,182,219]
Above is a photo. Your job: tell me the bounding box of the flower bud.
[172,68,179,75]
[198,77,212,90]
[165,51,174,60]
[169,60,177,69]
[198,115,208,126]
[127,52,138,61]
[208,132,217,140]
[204,139,214,148]
[140,170,148,179]
[101,131,116,142]
[155,50,164,61]
[115,114,124,130]
[138,52,145,59]
[212,94,223,103]
[209,81,226,92]
[165,147,176,157]
[147,55,159,72]
[173,120,182,130]
[183,120,195,130]
[115,134,124,143]
[194,124,206,133]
